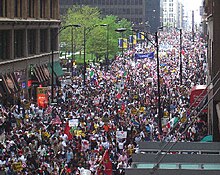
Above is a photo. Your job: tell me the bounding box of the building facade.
[0,0,60,105]
[203,0,220,141]
[162,0,184,29]
[60,0,161,33]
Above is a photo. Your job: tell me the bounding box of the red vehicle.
[190,85,207,113]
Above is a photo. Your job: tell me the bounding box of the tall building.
[60,0,161,33]
[203,0,220,141]
[162,0,184,28]
[0,0,61,105]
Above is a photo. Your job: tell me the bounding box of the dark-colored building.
[203,0,220,141]
[0,0,61,105]
[60,0,161,33]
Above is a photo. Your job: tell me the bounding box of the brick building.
[0,0,61,105]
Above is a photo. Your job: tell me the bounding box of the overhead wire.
[149,76,220,174]
[156,70,220,155]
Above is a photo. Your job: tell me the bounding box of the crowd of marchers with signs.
[0,28,208,174]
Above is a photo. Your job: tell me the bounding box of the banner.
[123,38,128,49]
[133,35,137,45]
[118,38,128,49]
[37,87,48,109]
[12,162,23,172]
[69,119,79,127]
[116,131,127,139]
[141,32,145,40]
[137,32,141,40]
[118,38,123,48]
[135,52,154,59]
[129,35,133,44]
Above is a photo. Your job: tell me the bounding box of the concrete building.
[203,0,220,141]
[60,0,161,33]
[162,0,184,29]
[0,0,61,105]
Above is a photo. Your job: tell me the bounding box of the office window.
[40,29,47,53]
[139,0,143,5]
[50,0,53,18]
[14,0,18,17]
[14,0,22,17]
[51,28,58,51]
[0,0,2,17]
[0,0,7,17]
[40,0,45,18]
[0,30,9,60]
[28,0,34,17]
[14,30,24,58]
[28,29,36,55]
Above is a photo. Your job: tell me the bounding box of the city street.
[0,27,208,174]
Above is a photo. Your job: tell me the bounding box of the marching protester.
[0,28,207,174]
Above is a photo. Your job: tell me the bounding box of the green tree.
[60,5,132,63]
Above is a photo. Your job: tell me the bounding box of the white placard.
[116,131,127,139]
[69,119,79,127]
[80,169,91,175]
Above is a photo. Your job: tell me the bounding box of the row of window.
[102,8,143,15]
[70,0,144,6]
[0,0,58,19]
[0,29,58,61]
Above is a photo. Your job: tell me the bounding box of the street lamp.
[100,24,109,71]
[71,24,81,77]
[178,28,183,85]
[132,28,162,133]
[51,24,80,103]
[159,26,183,85]
[115,28,127,58]
[82,24,110,86]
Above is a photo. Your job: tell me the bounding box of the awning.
[48,61,64,77]
[0,73,20,95]
[33,64,51,83]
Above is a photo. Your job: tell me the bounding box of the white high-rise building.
[162,0,184,28]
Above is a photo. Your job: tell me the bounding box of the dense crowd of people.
[0,28,208,174]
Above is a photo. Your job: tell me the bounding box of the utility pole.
[155,31,162,134]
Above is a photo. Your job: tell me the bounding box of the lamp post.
[132,28,162,133]
[115,28,127,58]
[179,28,183,85]
[51,24,80,103]
[100,24,109,71]
[155,31,162,134]
[174,27,183,85]
[83,26,86,86]
[82,24,110,86]
[71,24,81,77]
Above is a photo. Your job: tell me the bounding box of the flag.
[51,115,62,125]
[97,150,112,175]
[116,93,121,99]
[64,121,73,140]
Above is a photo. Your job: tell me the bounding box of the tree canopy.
[60,5,132,62]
